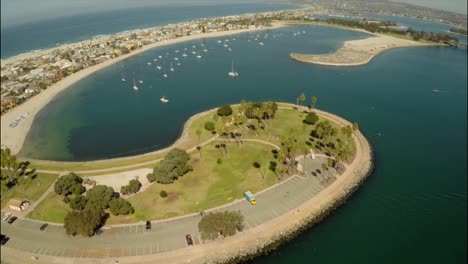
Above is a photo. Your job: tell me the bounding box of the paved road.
[1,157,328,262]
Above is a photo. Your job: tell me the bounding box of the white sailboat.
[170,63,175,72]
[163,66,168,78]
[228,60,238,77]
[259,42,264,46]
[133,79,138,91]
[139,80,144,84]
[156,66,162,70]
[160,96,169,103]
[182,51,187,57]
[196,51,202,59]
[121,70,126,82]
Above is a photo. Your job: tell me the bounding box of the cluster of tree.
[56,174,134,236]
[449,28,468,36]
[198,210,244,240]
[64,208,108,237]
[147,148,192,184]
[320,18,459,45]
[120,179,142,195]
[297,93,318,110]
[54,173,85,196]
[217,104,233,116]
[1,148,30,192]
[304,112,319,125]
[204,121,215,131]
[240,100,278,121]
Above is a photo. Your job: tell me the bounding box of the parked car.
[145,221,151,231]
[2,213,12,221]
[40,223,48,231]
[185,234,194,246]
[7,216,17,224]
[0,235,9,246]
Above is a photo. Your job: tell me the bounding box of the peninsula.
[1,101,373,264]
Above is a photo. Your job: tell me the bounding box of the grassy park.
[0,172,58,209]
[15,101,357,225]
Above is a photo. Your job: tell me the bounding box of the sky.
[1,0,466,27]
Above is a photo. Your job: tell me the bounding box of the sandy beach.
[290,33,432,66]
[0,24,283,156]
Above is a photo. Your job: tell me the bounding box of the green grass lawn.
[1,172,58,209]
[24,105,356,224]
[28,192,71,223]
[109,141,278,224]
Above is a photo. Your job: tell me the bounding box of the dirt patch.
[165,192,180,203]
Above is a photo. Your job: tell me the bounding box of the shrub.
[85,185,115,210]
[304,112,319,125]
[120,179,142,195]
[69,195,87,210]
[151,148,192,184]
[198,211,244,240]
[54,173,84,196]
[109,198,134,216]
[217,104,233,116]
[160,190,168,198]
[63,196,70,203]
[64,208,108,237]
[204,121,215,131]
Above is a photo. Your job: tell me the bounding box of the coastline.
[1,105,373,263]
[290,33,432,66]
[0,24,284,156]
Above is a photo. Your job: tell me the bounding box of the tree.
[85,185,115,209]
[150,148,192,184]
[121,179,142,195]
[109,198,134,215]
[352,122,359,131]
[304,112,319,125]
[0,148,22,185]
[198,211,244,240]
[64,208,108,237]
[217,104,233,116]
[54,173,85,196]
[196,146,202,157]
[204,121,215,131]
[298,92,306,106]
[311,96,318,109]
[341,125,353,138]
[253,162,264,179]
[196,129,202,141]
[69,195,87,210]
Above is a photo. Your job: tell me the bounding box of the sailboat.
[133,79,138,91]
[156,65,162,70]
[163,66,168,78]
[160,96,169,103]
[182,51,187,57]
[170,63,175,72]
[228,60,238,77]
[196,51,202,59]
[121,70,126,82]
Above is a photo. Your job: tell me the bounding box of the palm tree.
[196,129,202,142]
[253,162,264,179]
[196,146,202,158]
[298,92,306,107]
[311,96,318,110]
[300,146,309,175]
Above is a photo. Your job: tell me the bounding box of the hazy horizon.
[1,0,466,28]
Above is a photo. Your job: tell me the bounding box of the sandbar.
[290,33,432,66]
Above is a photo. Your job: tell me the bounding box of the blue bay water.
[0,3,295,59]
[11,13,468,264]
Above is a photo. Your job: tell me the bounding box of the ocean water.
[15,19,468,264]
[0,3,296,59]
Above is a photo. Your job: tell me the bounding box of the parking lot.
[1,157,327,259]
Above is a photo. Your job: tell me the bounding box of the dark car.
[145,221,151,231]
[7,216,17,224]
[1,235,9,246]
[40,223,48,231]
[185,234,194,246]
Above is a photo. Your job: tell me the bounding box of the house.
[8,198,30,211]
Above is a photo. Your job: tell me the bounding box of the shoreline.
[0,24,284,156]
[1,105,373,263]
[290,33,433,66]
